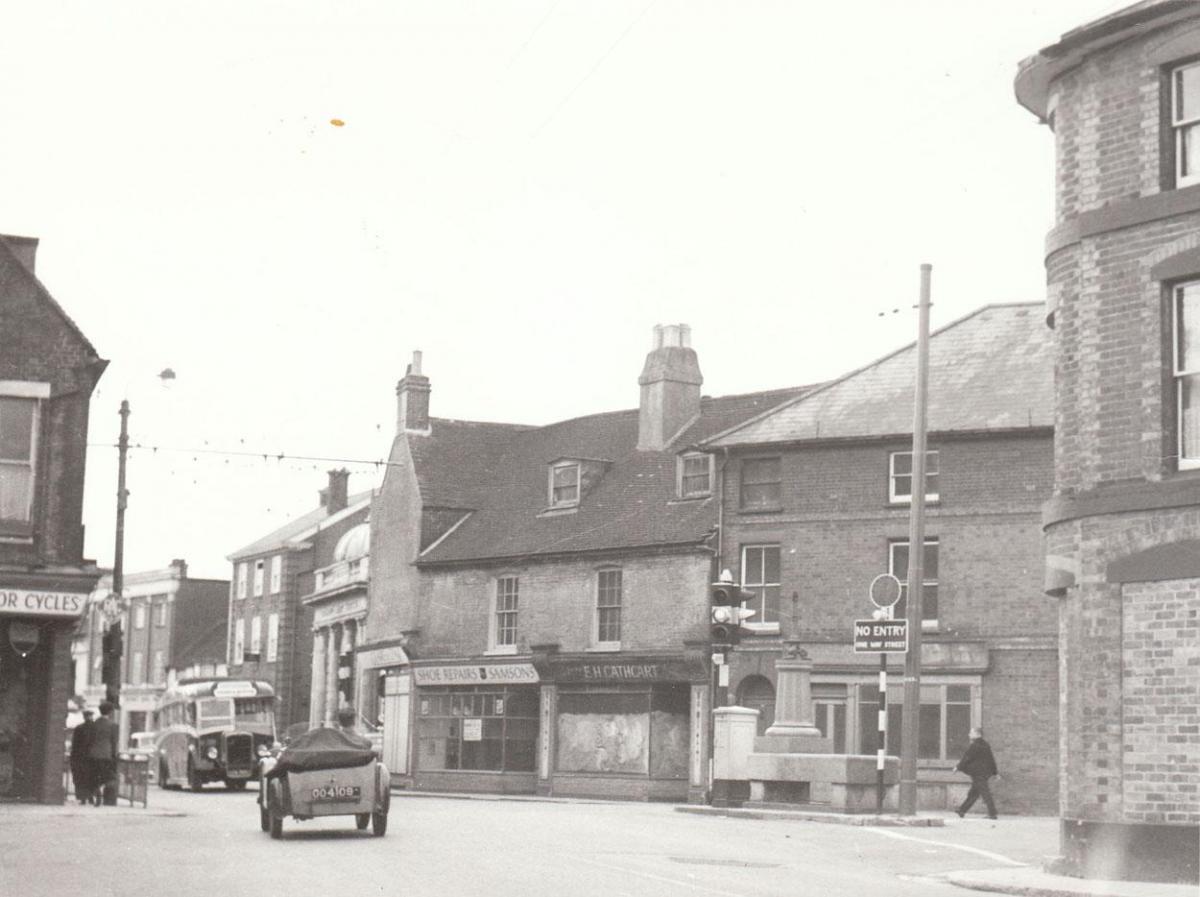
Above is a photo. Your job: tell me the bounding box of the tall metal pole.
[899,264,931,816]
[105,399,130,708]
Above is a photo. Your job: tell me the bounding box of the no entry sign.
[853,619,909,653]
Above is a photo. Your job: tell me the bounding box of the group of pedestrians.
[68,701,119,806]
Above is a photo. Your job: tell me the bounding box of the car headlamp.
[256,744,270,758]
[205,746,219,761]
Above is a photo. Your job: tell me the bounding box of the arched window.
[737,675,775,736]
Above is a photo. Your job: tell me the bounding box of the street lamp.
[100,368,176,707]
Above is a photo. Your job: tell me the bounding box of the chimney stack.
[396,350,431,433]
[324,469,350,513]
[1,235,39,273]
[637,323,702,451]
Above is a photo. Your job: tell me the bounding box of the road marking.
[860,827,1027,866]
[574,855,755,896]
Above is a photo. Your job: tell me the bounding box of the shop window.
[737,675,775,736]
[856,682,973,761]
[417,685,539,773]
[555,685,689,779]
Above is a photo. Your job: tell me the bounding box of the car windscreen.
[234,697,274,726]
[196,697,234,729]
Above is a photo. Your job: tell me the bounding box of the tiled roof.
[412,386,813,565]
[228,490,373,560]
[702,304,1053,448]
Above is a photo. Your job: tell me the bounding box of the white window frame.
[888,450,940,504]
[889,538,940,631]
[488,576,519,655]
[266,613,279,662]
[233,618,245,663]
[677,452,714,498]
[740,456,782,510]
[0,386,45,526]
[253,559,265,597]
[250,615,262,654]
[740,544,781,631]
[549,461,581,508]
[1174,282,1200,469]
[131,651,144,686]
[1174,62,1200,188]
[236,563,247,599]
[592,568,622,650]
[133,604,146,629]
[270,554,282,593]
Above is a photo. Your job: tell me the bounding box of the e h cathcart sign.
[0,588,89,617]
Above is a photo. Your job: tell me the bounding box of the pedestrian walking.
[955,727,999,819]
[87,701,119,806]
[69,709,95,804]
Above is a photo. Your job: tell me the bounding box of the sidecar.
[258,727,390,838]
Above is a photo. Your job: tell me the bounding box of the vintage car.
[259,726,390,838]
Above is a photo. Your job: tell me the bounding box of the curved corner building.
[1015,1,1200,884]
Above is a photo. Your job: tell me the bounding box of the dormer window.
[677,452,713,498]
[550,461,580,507]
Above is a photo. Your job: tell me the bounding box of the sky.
[1,1,1127,580]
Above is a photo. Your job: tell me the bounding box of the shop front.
[411,661,541,795]
[533,652,710,802]
[0,578,94,802]
[355,639,411,780]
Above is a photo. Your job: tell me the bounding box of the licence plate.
[311,785,361,801]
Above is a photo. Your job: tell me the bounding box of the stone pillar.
[325,624,340,723]
[766,642,822,739]
[310,629,327,728]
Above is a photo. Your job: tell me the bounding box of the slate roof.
[411,386,813,565]
[228,490,374,561]
[702,304,1053,449]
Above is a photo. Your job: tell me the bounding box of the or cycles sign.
[853,619,909,653]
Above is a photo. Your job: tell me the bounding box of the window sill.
[670,494,711,504]
[886,500,940,509]
[537,506,578,518]
[484,645,518,656]
[586,644,621,653]
[737,506,783,515]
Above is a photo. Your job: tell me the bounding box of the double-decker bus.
[154,678,276,791]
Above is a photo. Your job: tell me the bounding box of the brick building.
[700,304,1058,814]
[226,470,372,733]
[1016,1,1200,882]
[0,234,106,803]
[74,560,230,747]
[365,333,811,801]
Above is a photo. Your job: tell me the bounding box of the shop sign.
[413,663,539,686]
[0,588,88,618]
[462,718,482,742]
[547,658,702,683]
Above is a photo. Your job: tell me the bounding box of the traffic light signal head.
[711,572,756,645]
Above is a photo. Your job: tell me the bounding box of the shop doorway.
[0,620,51,800]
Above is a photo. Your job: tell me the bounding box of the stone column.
[764,640,828,749]
[325,624,340,724]
[310,629,327,729]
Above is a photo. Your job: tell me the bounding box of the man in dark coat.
[87,701,120,806]
[955,727,999,819]
[69,709,95,804]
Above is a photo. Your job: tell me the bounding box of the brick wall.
[1122,577,1200,825]
[417,552,711,658]
[984,647,1060,815]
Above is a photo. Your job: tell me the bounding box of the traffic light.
[711,571,755,646]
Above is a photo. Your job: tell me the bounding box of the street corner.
[940,866,1200,897]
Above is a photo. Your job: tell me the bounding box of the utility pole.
[899,264,931,816]
[103,399,130,708]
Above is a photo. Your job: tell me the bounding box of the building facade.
[702,305,1059,814]
[1016,2,1200,882]
[226,470,372,733]
[365,335,811,801]
[75,560,230,746]
[0,234,106,803]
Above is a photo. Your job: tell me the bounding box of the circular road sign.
[868,573,902,609]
